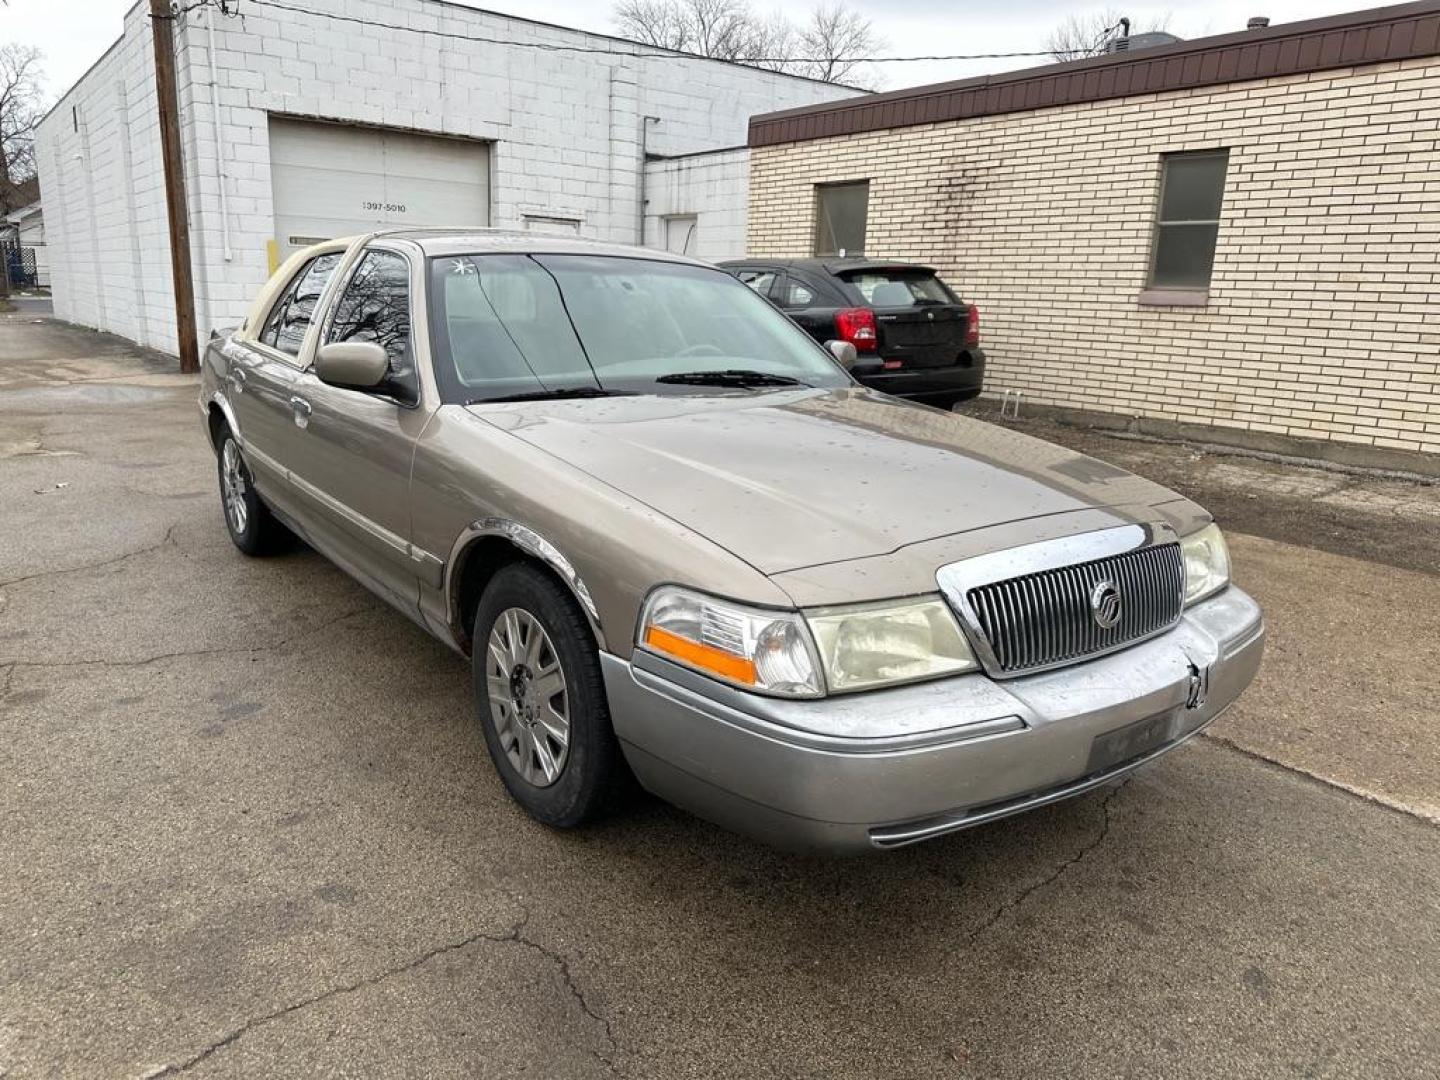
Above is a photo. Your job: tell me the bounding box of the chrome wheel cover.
[221,439,249,535]
[485,608,570,788]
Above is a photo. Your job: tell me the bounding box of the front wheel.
[216,430,291,556]
[471,563,623,828]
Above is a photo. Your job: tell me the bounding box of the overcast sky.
[4,0,1374,101]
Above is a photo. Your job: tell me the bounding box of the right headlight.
[1181,522,1231,606]
[806,597,978,693]
[639,586,823,698]
[638,587,979,697]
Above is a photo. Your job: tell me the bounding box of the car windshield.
[841,270,955,307]
[427,254,852,401]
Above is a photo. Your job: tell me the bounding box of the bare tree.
[1,44,45,205]
[616,0,764,60]
[1046,9,1172,61]
[615,0,694,50]
[793,4,884,85]
[613,0,882,85]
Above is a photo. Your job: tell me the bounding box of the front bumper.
[602,587,1264,854]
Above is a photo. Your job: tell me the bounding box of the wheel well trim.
[445,518,607,652]
[207,392,242,449]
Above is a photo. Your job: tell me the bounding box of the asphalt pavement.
[2,311,1437,1079]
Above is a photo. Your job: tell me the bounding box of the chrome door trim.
[247,340,309,370]
[936,522,1179,678]
[244,444,445,587]
[444,518,606,652]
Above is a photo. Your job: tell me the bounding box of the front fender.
[444,517,608,652]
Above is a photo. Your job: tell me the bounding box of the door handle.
[290,396,312,429]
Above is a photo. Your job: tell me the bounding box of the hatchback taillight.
[835,308,877,352]
[964,304,980,348]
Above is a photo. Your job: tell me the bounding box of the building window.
[814,181,868,257]
[664,215,698,255]
[1150,150,1229,290]
[523,215,582,235]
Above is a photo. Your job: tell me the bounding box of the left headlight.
[639,587,823,698]
[1181,522,1231,606]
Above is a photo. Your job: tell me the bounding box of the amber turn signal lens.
[644,626,758,685]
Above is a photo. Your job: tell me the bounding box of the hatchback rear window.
[841,271,954,307]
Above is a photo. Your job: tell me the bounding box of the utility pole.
[149,0,199,373]
[0,144,12,301]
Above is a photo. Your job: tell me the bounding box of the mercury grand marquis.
[200,229,1264,853]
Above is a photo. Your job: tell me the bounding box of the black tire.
[216,429,291,556]
[923,390,980,412]
[471,562,623,828]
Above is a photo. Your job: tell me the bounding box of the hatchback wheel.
[472,563,623,827]
[216,429,290,555]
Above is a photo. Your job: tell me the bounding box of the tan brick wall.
[748,59,1440,454]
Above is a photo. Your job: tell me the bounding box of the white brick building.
[642,146,751,262]
[746,3,1440,465]
[36,0,858,354]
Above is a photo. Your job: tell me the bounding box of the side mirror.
[315,342,389,390]
[826,339,858,371]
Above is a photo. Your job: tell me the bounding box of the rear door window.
[777,275,817,308]
[734,268,779,298]
[842,270,955,307]
[259,253,342,358]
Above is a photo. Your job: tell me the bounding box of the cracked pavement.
[2,313,1438,1078]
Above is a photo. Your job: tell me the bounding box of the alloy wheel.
[221,439,249,535]
[485,607,570,787]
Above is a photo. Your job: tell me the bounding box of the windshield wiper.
[654,369,809,388]
[465,386,630,405]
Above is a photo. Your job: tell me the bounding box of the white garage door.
[268,117,490,262]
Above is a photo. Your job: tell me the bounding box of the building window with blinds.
[1150,150,1230,290]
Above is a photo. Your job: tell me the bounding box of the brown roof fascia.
[748,1,1440,147]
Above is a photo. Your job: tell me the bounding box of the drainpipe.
[207,7,232,261]
[638,115,660,247]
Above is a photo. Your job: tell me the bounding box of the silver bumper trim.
[603,586,1264,854]
[868,707,1223,847]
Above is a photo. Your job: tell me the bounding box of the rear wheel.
[216,430,291,556]
[471,563,623,827]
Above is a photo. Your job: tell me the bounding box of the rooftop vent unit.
[1106,31,1184,53]
[1248,17,1271,30]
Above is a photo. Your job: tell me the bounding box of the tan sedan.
[200,229,1263,853]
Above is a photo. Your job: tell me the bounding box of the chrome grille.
[966,542,1185,674]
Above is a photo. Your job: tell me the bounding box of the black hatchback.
[719,258,985,408]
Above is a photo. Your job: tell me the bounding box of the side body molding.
[445,518,608,652]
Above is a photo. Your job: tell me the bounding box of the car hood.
[471,389,1192,577]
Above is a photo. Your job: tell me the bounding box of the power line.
[181,0,1094,66]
